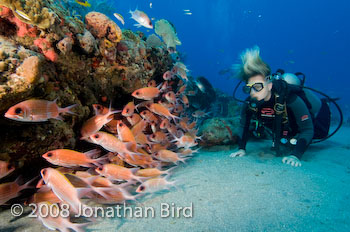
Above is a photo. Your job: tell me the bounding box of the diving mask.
[243,82,265,94]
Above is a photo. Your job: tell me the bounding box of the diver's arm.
[238,102,253,150]
[287,95,314,159]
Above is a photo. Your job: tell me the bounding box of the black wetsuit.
[238,90,314,159]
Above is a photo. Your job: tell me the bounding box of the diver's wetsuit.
[237,91,314,159]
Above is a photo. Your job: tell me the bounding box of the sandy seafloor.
[1,126,350,232]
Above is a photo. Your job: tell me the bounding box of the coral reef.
[146,33,164,48]
[0,36,45,112]
[0,2,173,173]
[199,117,240,147]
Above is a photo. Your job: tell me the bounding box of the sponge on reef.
[85,12,122,43]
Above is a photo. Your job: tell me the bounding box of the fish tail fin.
[78,177,110,200]
[164,176,178,190]
[59,103,77,115]
[128,152,142,162]
[169,136,180,143]
[195,134,204,141]
[76,187,92,199]
[19,176,38,191]
[171,114,181,123]
[164,166,177,175]
[133,175,148,183]
[178,156,190,165]
[91,155,109,167]
[84,149,101,159]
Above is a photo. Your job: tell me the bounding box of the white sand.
[1,127,350,231]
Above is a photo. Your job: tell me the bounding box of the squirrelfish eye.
[15,108,22,114]
[126,109,129,112]
[94,134,100,139]
[136,92,140,95]
[140,186,145,191]
[47,152,53,157]
[98,167,103,171]
[42,169,47,176]
[97,105,101,110]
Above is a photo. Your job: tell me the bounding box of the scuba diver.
[229,46,341,167]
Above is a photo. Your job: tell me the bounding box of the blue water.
[75,0,350,116]
[87,1,347,98]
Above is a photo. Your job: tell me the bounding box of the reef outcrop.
[0,2,172,172]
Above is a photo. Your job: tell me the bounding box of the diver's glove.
[229,149,246,157]
[282,155,302,167]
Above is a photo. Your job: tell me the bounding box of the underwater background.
[0,0,350,231]
[93,0,350,112]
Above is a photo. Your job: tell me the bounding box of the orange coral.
[34,38,58,62]
[0,6,37,38]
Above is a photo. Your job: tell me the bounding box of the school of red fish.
[1,61,202,231]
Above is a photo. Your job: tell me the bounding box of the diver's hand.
[282,155,302,167]
[229,149,246,157]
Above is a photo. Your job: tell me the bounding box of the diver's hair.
[234,46,271,82]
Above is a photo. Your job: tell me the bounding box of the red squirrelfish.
[95,163,141,182]
[154,149,187,164]
[36,202,89,232]
[127,113,142,126]
[163,71,174,81]
[122,101,135,117]
[40,168,86,214]
[0,178,32,205]
[120,153,155,168]
[89,132,140,159]
[140,110,159,123]
[42,149,104,168]
[135,167,176,178]
[172,134,198,148]
[5,99,76,122]
[136,177,175,193]
[80,107,119,140]
[149,131,168,143]
[0,161,15,179]
[148,80,157,87]
[164,91,176,103]
[132,87,160,100]
[148,103,179,122]
[92,104,109,115]
[86,188,137,204]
